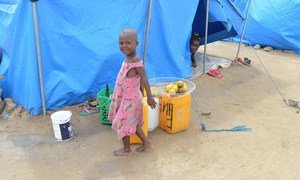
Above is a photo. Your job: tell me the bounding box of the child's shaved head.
[119,28,138,40]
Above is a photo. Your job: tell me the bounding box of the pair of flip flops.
[207,68,223,78]
[237,57,251,66]
[81,105,99,116]
[80,99,99,116]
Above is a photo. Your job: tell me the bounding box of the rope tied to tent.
[191,93,252,132]
[243,37,300,114]
[204,125,252,132]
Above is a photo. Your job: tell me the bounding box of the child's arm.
[191,53,197,68]
[135,67,156,109]
[140,83,144,96]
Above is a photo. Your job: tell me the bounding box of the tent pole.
[234,0,253,62]
[142,0,153,66]
[31,0,47,115]
[203,0,210,73]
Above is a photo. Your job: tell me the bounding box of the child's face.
[190,40,200,54]
[119,35,138,57]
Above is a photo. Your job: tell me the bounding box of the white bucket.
[50,110,74,141]
[148,97,159,132]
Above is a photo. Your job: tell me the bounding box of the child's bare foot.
[113,148,131,156]
[136,141,153,152]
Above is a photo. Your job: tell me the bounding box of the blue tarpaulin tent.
[193,0,247,44]
[0,0,246,115]
[233,0,300,54]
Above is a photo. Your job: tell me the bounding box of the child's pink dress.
[108,60,144,139]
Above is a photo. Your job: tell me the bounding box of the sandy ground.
[0,41,300,179]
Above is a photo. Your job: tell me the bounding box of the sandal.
[207,69,223,78]
[80,105,99,116]
[236,57,243,65]
[87,98,98,107]
[236,57,251,66]
[244,57,251,66]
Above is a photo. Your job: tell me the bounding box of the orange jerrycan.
[159,94,192,133]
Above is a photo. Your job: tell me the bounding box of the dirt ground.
[1,41,300,179]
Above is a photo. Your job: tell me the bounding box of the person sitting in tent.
[190,32,200,68]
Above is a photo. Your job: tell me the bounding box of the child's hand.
[147,97,157,109]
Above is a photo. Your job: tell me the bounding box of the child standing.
[190,33,201,68]
[108,29,156,156]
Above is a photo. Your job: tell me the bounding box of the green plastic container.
[97,88,114,125]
